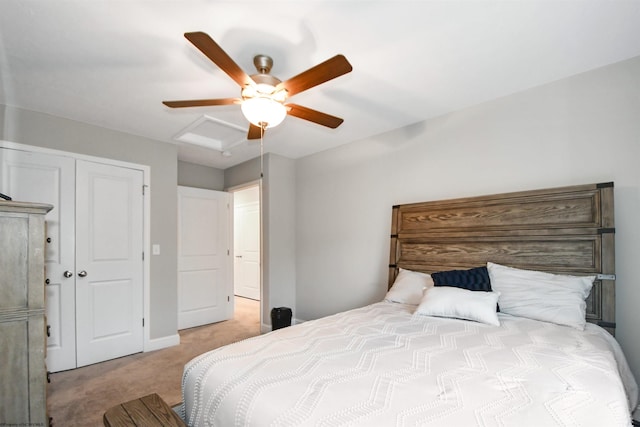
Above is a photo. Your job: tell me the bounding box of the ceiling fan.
[163,32,353,140]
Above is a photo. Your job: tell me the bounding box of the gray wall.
[224,156,261,189]
[0,105,178,340]
[262,154,296,322]
[295,55,640,381]
[224,153,296,326]
[178,160,224,190]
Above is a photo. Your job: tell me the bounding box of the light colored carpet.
[47,296,260,426]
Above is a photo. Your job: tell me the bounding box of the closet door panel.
[1,148,147,372]
[75,160,144,367]
[0,148,76,372]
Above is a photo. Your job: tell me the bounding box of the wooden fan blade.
[247,124,263,140]
[184,32,254,88]
[277,55,352,97]
[162,98,240,108]
[286,103,344,128]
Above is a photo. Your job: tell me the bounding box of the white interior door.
[178,186,232,330]
[75,160,144,367]
[0,148,77,372]
[233,185,261,300]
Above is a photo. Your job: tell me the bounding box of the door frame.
[227,180,262,321]
[0,140,154,351]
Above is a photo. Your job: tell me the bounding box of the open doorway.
[231,184,261,314]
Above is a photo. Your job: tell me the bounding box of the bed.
[180,182,638,426]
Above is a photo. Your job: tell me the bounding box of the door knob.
[78,270,88,278]
[63,271,73,278]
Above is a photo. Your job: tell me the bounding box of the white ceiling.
[1,1,639,170]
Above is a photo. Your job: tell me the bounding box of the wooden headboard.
[388,182,616,335]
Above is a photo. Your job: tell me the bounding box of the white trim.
[145,333,181,352]
[0,140,149,171]
[260,318,303,334]
[0,140,153,353]
[228,180,264,332]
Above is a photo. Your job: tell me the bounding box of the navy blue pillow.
[432,266,499,311]
[432,266,492,291]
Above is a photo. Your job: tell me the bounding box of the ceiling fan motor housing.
[245,54,286,100]
[242,73,286,102]
[250,73,282,90]
[253,54,273,74]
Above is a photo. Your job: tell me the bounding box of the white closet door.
[75,160,144,367]
[0,148,77,372]
[178,186,232,330]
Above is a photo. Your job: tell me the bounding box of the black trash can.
[271,307,292,330]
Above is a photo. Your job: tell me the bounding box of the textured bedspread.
[181,302,636,426]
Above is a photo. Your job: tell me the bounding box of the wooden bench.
[103,393,186,426]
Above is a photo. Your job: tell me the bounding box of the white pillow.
[415,286,501,326]
[384,268,434,305]
[487,262,595,330]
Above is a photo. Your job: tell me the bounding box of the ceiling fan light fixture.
[241,96,287,128]
[163,33,352,139]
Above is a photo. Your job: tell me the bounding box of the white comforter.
[181,302,637,427]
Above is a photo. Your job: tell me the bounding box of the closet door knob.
[78,270,87,278]
[63,271,73,278]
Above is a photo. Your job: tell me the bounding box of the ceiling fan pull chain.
[260,123,265,179]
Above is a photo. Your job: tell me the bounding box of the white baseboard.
[145,333,180,352]
[260,318,305,334]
